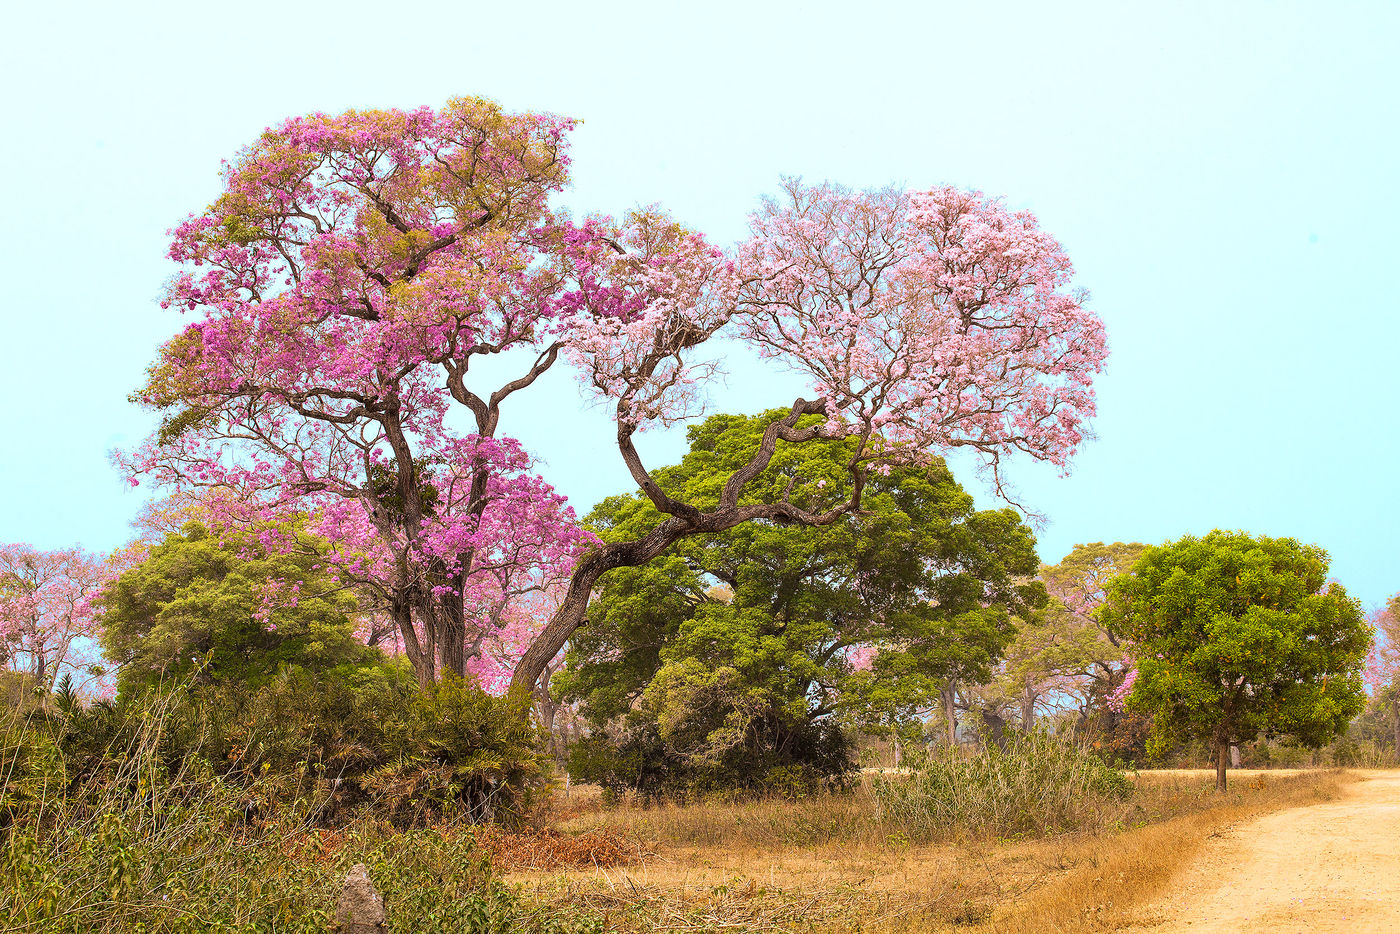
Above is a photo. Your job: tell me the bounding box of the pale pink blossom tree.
[1036,541,1148,717]
[0,545,110,693]
[511,181,1108,694]
[1365,596,1400,750]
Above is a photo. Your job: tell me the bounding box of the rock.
[334,863,386,933]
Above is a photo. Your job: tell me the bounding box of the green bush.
[568,708,854,803]
[98,521,377,697]
[185,664,547,826]
[871,731,1133,840]
[567,654,856,802]
[16,664,547,828]
[0,693,601,933]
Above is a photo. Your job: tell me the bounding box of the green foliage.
[870,731,1133,840]
[568,656,855,801]
[558,410,1041,795]
[0,671,46,717]
[0,693,602,934]
[12,664,548,829]
[1020,542,1148,713]
[1104,530,1370,763]
[99,521,375,695]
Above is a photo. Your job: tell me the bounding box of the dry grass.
[278,822,644,872]
[512,768,1360,933]
[472,826,643,870]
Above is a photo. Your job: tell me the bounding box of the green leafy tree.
[1104,530,1369,791]
[99,522,375,696]
[1040,543,1148,708]
[557,411,1042,791]
[985,604,1097,730]
[981,542,1149,736]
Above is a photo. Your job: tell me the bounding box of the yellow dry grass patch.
[512,769,1359,933]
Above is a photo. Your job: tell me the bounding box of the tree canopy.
[1104,530,1369,790]
[0,544,107,693]
[99,522,375,695]
[556,410,1043,792]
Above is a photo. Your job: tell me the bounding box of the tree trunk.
[1020,685,1036,731]
[437,598,467,679]
[941,683,958,746]
[397,602,435,690]
[980,708,1007,749]
[1215,733,1230,793]
[510,517,692,697]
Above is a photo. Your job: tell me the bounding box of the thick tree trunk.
[510,558,612,698]
[980,708,1007,749]
[1215,733,1230,793]
[398,602,436,690]
[384,578,435,689]
[1020,685,1036,731]
[436,595,467,679]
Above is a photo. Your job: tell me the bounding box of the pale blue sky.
[1,1,1396,605]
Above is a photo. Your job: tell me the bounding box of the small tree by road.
[1103,530,1369,791]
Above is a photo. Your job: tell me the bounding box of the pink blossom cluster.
[1107,667,1138,712]
[1365,599,1400,697]
[0,544,111,695]
[558,212,742,427]
[845,644,877,672]
[737,182,1107,478]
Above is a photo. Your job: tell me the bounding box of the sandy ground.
[1125,769,1400,933]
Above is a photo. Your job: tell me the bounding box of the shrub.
[568,709,854,803]
[871,731,1133,840]
[98,521,377,697]
[18,664,548,828]
[567,655,856,802]
[0,694,602,933]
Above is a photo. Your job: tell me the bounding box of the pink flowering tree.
[0,545,110,694]
[130,101,1108,700]
[126,98,596,688]
[1036,541,1148,715]
[1365,595,1400,751]
[512,180,1108,694]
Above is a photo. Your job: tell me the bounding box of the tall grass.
[870,731,1134,840]
[0,691,604,934]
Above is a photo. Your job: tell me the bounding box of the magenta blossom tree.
[130,100,1109,698]
[0,545,109,693]
[126,98,597,687]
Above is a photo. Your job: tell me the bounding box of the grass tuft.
[870,731,1134,841]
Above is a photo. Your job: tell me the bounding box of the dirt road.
[1127,770,1400,932]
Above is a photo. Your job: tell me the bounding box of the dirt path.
[1126,769,1400,933]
